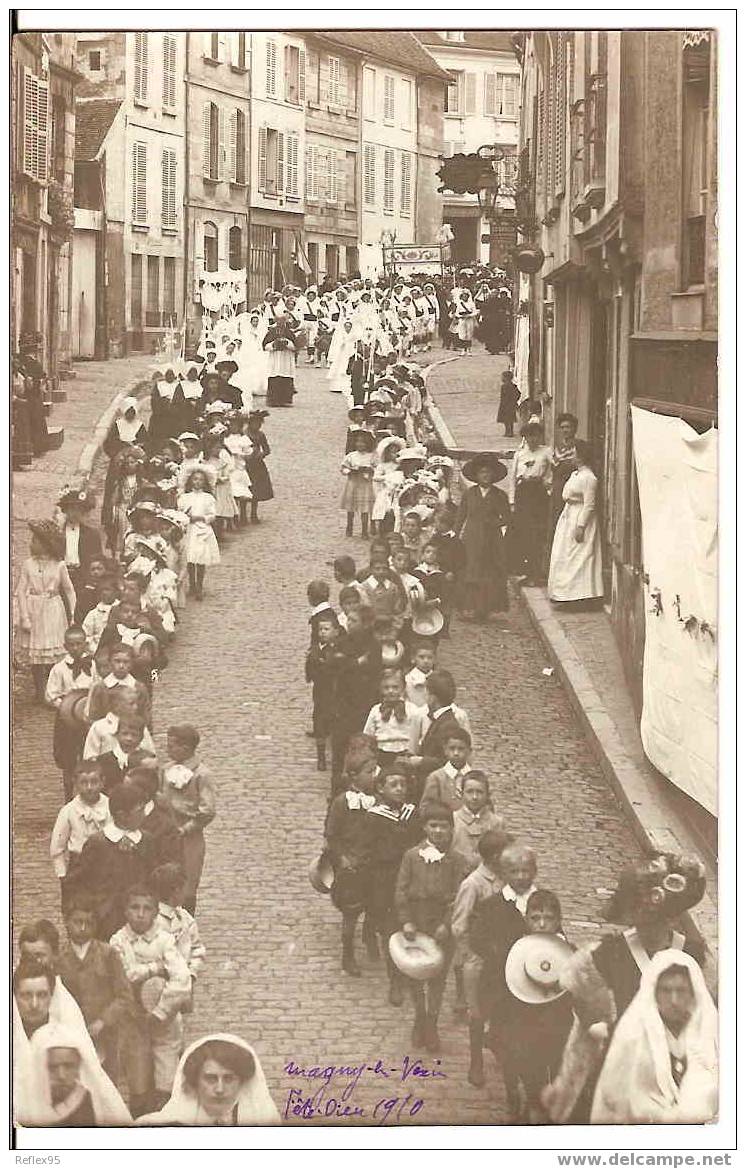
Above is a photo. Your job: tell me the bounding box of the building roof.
[74,98,121,161]
[313,31,452,80]
[416,30,520,54]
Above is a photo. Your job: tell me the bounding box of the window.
[88,49,101,70]
[485,73,518,117]
[228,225,243,270]
[363,67,375,120]
[285,132,299,197]
[400,151,412,216]
[162,35,177,111]
[445,72,474,115]
[346,150,356,206]
[383,148,395,212]
[231,31,248,70]
[21,68,49,182]
[130,253,143,328]
[383,75,395,123]
[328,55,342,104]
[161,148,177,228]
[202,101,224,180]
[682,36,711,286]
[363,143,376,206]
[285,44,306,105]
[553,34,567,196]
[210,33,220,61]
[444,31,465,43]
[146,255,160,326]
[445,75,461,114]
[131,141,147,224]
[204,221,218,271]
[266,38,278,97]
[134,32,148,104]
[258,127,286,195]
[401,78,412,129]
[163,256,176,317]
[229,108,247,183]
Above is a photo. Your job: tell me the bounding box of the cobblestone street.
[12,348,645,1128]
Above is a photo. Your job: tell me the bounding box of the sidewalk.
[426,347,718,968]
[426,347,516,456]
[12,354,154,566]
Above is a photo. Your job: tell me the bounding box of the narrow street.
[12,351,644,1126]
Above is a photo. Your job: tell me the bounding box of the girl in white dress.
[178,469,220,600]
[203,430,238,537]
[223,413,254,528]
[371,436,406,534]
[547,440,604,602]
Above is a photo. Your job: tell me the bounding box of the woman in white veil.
[327,318,358,396]
[591,949,717,1124]
[137,1033,280,1126]
[18,1022,131,1127]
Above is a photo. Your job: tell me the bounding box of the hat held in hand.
[388,930,444,981]
[504,934,574,1004]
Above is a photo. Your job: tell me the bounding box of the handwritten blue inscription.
[282,1056,446,1123]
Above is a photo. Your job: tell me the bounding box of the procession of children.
[13,270,714,1130]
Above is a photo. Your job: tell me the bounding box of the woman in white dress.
[547,440,604,602]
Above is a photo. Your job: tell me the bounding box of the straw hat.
[58,688,92,730]
[388,931,444,981]
[376,436,406,461]
[411,606,444,638]
[308,852,335,895]
[461,452,508,484]
[504,934,574,1005]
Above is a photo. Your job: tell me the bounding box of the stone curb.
[427,379,718,971]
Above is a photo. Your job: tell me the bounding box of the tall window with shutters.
[363,143,376,207]
[131,141,148,225]
[445,74,462,114]
[162,35,177,112]
[258,127,285,195]
[400,151,412,217]
[326,148,338,204]
[363,67,376,121]
[485,73,517,117]
[285,45,306,105]
[383,148,395,213]
[400,79,412,129]
[133,32,149,104]
[161,148,177,228]
[202,102,223,181]
[553,34,567,198]
[383,75,395,123]
[21,68,49,182]
[229,109,247,183]
[266,39,278,98]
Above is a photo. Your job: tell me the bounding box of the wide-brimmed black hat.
[602,854,707,926]
[58,487,96,514]
[461,452,508,483]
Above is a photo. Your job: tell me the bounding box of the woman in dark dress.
[263,317,300,407]
[245,411,274,523]
[455,453,511,620]
[17,335,49,455]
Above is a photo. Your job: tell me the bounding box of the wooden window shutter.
[266,39,277,96]
[364,143,375,205]
[229,109,238,181]
[554,35,567,195]
[484,72,497,116]
[258,125,268,191]
[286,133,298,196]
[23,71,49,181]
[162,35,177,109]
[503,74,517,116]
[384,74,395,121]
[276,130,285,191]
[383,148,395,211]
[400,151,412,215]
[134,32,148,103]
[305,145,313,199]
[218,106,227,180]
[298,47,306,103]
[132,141,148,223]
[161,148,177,227]
[327,148,338,203]
[338,152,345,205]
[202,102,211,177]
[464,72,476,114]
